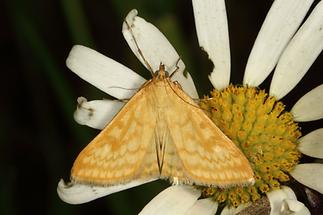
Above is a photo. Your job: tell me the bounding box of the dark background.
[1,0,323,214]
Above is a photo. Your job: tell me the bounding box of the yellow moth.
[71,64,254,187]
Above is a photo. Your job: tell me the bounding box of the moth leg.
[169,58,182,78]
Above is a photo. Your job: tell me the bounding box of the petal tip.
[57,179,77,204]
[76,96,87,105]
[124,9,138,27]
[73,96,89,126]
[66,45,87,67]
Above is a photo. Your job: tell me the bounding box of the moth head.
[154,63,169,79]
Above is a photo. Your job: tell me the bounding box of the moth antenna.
[117,98,130,103]
[106,86,140,91]
[124,19,154,76]
[101,97,131,103]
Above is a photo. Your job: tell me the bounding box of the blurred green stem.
[6,1,90,142]
[60,0,95,47]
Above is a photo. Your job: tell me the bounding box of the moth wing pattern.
[71,81,160,185]
[161,80,254,186]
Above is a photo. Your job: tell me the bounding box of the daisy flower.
[58,0,323,214]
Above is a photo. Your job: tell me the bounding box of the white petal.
[139,185,201,215]
[291,84,323,121]
[298,128,323,158]
[270,1,323,99]
[186,198,218,215]
[73,97,124,130]
[267,186,297,215]
[243,0,313,87]
[192,0,230,90]
[66,45,146,99]
[57,178,157,204]
[290,163,323,194]
[282,199,311,215]
[220,203,250,215]
[122,10,198,98]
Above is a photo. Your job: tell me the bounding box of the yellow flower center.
[198,85,302,207]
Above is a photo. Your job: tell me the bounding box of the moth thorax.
[151,82,170,108]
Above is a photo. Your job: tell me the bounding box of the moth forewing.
[71,80,160,185]
[71,65,254,187]
[162,80,254,186]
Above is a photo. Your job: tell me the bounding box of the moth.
[71,64,254,187]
